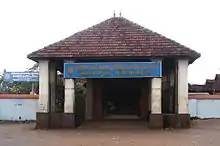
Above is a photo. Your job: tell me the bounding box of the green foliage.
[28,63,39,72]
[75,81,87,98]
[0,81,38,94]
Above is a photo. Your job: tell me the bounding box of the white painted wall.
[0,99,38,121]
[188,99,198,117]
[189,99,220,119]
[1,97,220,121]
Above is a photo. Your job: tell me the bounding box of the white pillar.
[64,79,75,113]
[86,79,93,120]
[178,60,189,114]
[49,61,57,112]
[151,59,162,114]
[151,78,162,113]
[38,60,49,113]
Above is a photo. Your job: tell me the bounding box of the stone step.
[78,120,149,130]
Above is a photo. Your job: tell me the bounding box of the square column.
[85,79,93,120]
[149,59,163,128]
[48,61,61,129]
[62,79,75,128]
[177,59,190,128]
[151,78,162,113]
[149,77,163,128]
[36,60,49,129]
[49,61,57,113]
[178,60,188,114]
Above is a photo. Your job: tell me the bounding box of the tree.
[0,73,3,90]
[28,63,39,72]
[0,74,3,84]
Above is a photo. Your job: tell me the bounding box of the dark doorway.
[102,78,142,119]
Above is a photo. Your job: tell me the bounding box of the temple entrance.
[102,78,142,119]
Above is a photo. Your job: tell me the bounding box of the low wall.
[189,94,220,119]
[1,94,220,121]
[0,94,38,121]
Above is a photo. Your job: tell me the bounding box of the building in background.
[189,74,220,94]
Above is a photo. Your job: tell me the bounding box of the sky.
[0,0,219,84]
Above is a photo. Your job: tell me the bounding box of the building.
[189,84,206,93]
[27,16,200,129]
[189,74,220,94]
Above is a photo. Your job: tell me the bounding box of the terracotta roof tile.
[28,17,200,63]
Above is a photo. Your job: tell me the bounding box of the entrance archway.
[102,78,142,119]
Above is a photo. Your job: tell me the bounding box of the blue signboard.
[64,62,162,78]
[3,72,39,82]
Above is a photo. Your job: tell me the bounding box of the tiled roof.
[28,17,200,63]
[189,84,206,92]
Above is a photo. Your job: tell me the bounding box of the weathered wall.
[0,98,38,121]
[189,99,220,118]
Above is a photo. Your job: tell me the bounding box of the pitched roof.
[205,79,215,84]
[28,17,200,63]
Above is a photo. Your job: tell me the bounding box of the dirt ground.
[0,119,220,146]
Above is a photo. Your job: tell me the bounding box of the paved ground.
[0,119,220,146]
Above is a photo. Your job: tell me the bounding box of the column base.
[149,114,163,129]
[36,112,49,129]
[177,114,190,128]
[35,113,75,129]
[50,113,62,129]
[61,113,75,129]
[163,114,190,129]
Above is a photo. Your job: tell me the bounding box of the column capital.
[151,58,163,62]
[177,59,189,64]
